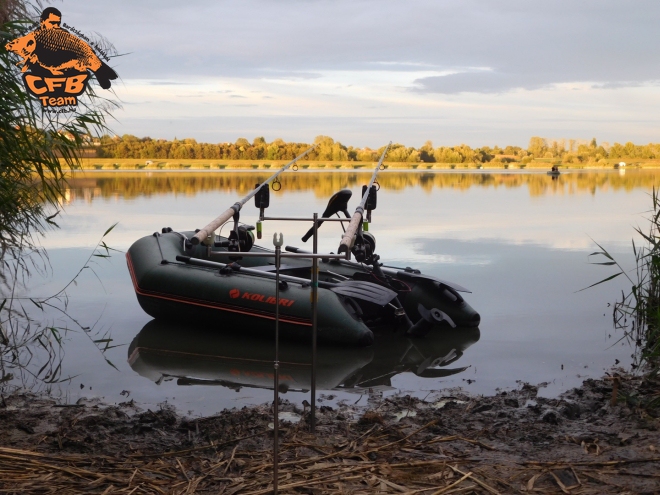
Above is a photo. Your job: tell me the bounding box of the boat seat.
[249,263,312,272]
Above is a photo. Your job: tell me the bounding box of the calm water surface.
[13,169,656,415]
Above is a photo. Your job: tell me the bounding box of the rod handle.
[191,204,240,245]
[338,209,362,254]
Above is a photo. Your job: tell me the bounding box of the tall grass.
[0,2,120,391]
[588,188,660,374]
[0,225,121,390]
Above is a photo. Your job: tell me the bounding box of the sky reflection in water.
[21,169,655,414]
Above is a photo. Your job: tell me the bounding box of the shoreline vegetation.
[69,135,660,171]
[65,157,660,172]
[67,157,660,172]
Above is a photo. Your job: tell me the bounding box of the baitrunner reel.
[213,210,254,259]
[351,183,378,262]
[351,231,376,264]
[227,225,255,253]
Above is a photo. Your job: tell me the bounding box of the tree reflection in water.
[62,169,660,205]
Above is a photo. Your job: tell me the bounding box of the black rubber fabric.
[330,281,397,306]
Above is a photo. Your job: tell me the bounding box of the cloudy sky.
[52,0,660,148]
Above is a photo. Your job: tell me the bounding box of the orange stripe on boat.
[125,253,312,327]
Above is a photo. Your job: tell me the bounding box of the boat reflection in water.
[128,320,480,395]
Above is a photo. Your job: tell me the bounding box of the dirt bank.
[1,371,658,494]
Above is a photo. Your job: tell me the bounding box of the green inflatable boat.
[127,228,480,346]
[126,146,480,346]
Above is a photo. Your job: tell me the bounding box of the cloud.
[412,71,548,94]
[591,81,652,90]
[62,0,660,92]
[258,70,323,80]
[53,0,660,146]
[147,81,187,86]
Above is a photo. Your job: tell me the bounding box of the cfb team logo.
[5,7,118,110]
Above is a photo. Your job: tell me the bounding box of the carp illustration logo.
[4,7,118,110]
[229,289,240,299]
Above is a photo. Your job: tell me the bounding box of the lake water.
[7,169,656,416]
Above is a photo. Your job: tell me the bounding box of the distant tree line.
[97,135,660,164]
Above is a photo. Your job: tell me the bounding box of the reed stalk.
[587,188,660,382]
[0,1,120,389]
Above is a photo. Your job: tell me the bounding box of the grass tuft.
[588,187,660,375]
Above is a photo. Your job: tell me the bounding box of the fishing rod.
[191,144,317,246]
[335,142,414,332]
[338,142,390,256]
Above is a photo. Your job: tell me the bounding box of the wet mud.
[0,371,658,494]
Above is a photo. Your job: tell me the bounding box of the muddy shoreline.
[1,371,658,494]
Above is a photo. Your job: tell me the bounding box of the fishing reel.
[352,185,376,263]
[227,225,255,253]
[351,231,376,264]
[214,210,255,257]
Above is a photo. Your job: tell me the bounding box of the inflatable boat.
[126,144,480,346]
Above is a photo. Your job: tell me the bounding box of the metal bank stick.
[273,232,282,495]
